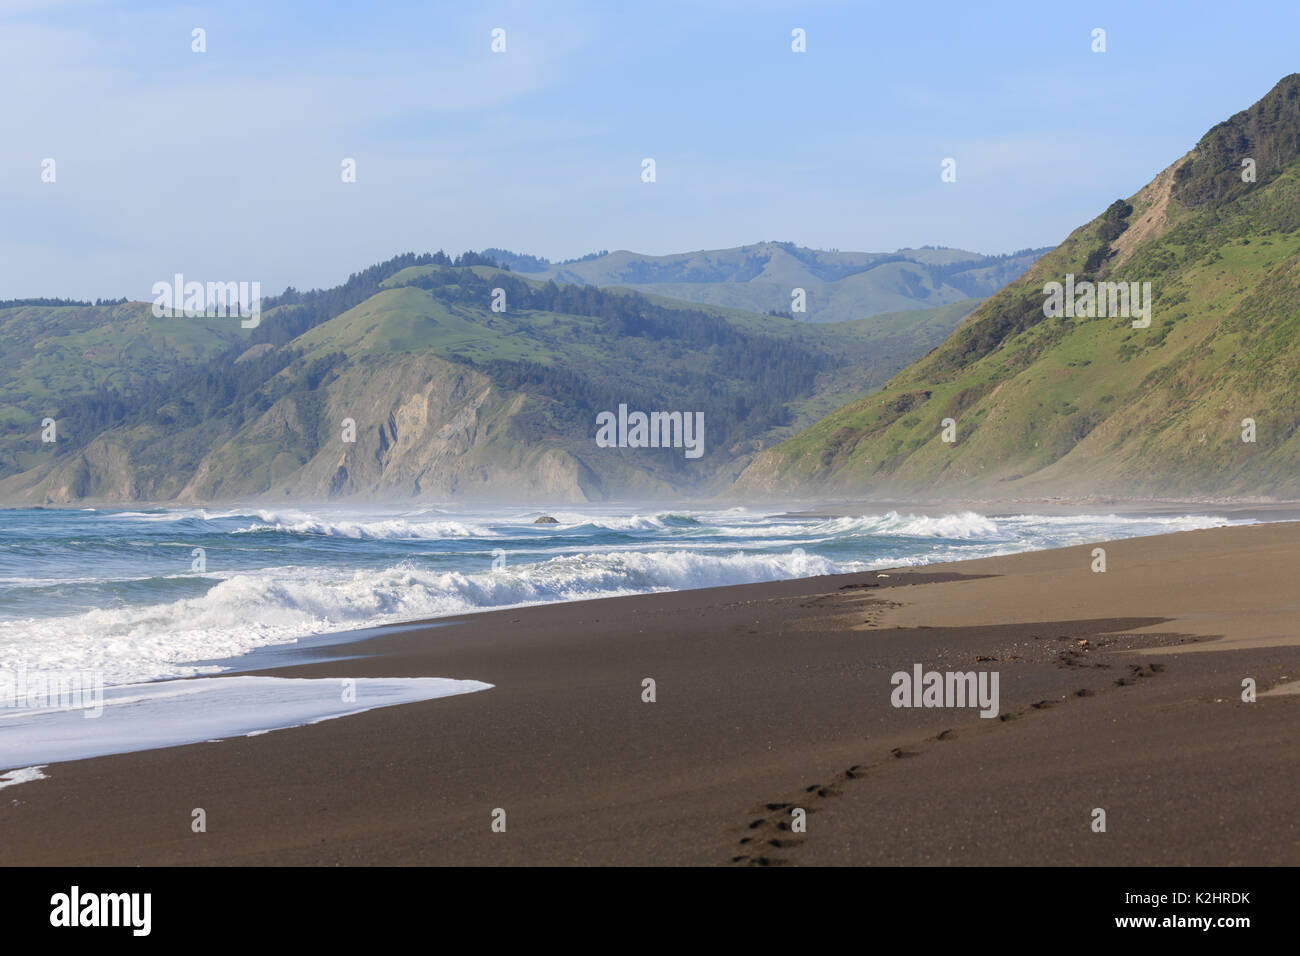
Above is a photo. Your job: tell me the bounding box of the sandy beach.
[3,520,1297,866]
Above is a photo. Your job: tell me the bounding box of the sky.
[2,0,1299,299]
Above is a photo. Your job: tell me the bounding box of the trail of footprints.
[727,657,1165,866]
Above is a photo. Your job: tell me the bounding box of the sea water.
[0,505,1250,687]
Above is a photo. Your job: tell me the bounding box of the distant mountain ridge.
[736,75,1300,500]
[482,242,1048,323]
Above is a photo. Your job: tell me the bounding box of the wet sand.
[3,521,1297,865]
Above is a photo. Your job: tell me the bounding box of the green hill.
[0,300,248,480]
[735,75,1300,500]
[0,254,978,504]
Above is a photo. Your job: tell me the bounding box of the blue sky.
[3,0,1298,299]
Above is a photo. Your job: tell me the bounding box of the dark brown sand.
[3,522,1298,866]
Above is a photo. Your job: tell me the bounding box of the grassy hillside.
[736,75,1300,500]
[0,301,248,478]
[0,254,977,503]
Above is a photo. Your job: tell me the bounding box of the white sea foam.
[0,676,492,770]
[0,765,48,790]
[0,549,847,684]
[233,509,494,539]
[715,510,1235,543]
[545,512,682,531]
[675,510,1007,541]
[0,508,1250,688]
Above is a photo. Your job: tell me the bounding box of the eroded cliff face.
[4,434,162,505]
[7,352,621,505]
[183,352,604,503]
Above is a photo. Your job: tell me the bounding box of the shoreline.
[2,521,1297,865]
[775,499,1300,521]
[7,496,1300,518]
[165,503,1300,680]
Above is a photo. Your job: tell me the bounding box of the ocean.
[0,505,1252,687]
